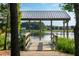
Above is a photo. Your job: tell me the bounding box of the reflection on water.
[31,32,74,42]
[31,34,51,42]
[53,32,74,39]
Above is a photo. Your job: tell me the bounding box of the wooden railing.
[23,32,31,50]
[51,33,58,50]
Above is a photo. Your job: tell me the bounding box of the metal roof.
[21,11,70,20]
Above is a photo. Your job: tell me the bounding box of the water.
[31,32,74,42]
[31,34,51,42]
[53,32,74,39]
[7,32,74,42]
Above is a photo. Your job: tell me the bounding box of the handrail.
[23,32,31,50]
[51,33,58,50]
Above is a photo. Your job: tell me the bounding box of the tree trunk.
[3,16,8,50]
[74,4,79,56]
[10,3,20,56]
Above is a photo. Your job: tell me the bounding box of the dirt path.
[0,50,10,56]
[20,50,73,56]
[0,50,73,56]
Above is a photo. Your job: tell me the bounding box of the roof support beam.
[63,21,65,37]
[66,21,69,38]
[51,20,53,41]
[39,20,41,41]
[29,20,31,32]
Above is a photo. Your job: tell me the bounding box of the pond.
[7,31,74,42]
[31,32,74,42]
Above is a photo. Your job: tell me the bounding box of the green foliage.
[31,30,45,36]
[18,34,24,50]
[0,34,5,46]
[0,33,9,50]
[60,3,74,12]
[0,3,9,16]
[21,22,47,36]
[0,3,9,33]
[23,22,46,30]
[17,3,22,32]
[56,37,75,54]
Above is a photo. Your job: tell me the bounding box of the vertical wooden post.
[39,20,41,41]
[29,20,30,32]
[28,20,31,43]
[66,21,69,38]
[10,3,20,56]
[51,20,52,41]
[63,21,65,37]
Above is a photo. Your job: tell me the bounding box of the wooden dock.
[26,41,52,51]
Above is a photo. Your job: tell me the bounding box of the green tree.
[0,4,9,33]
[61,3,79,56]
[0,3,10,50]
[17,3,22,32]
[60,3,74,11]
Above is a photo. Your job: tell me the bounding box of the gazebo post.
[29,19,31,32]
[66,21,69,38]
[63,21,65,37]
[51,20,52,41]
[39,20,41,41]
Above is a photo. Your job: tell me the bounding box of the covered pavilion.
[21,11,71,39]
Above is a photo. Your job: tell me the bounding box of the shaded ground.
[0,50,73,56]
[20,50,73,56]
[0,50,10,56]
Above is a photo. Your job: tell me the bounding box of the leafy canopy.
[60,3,74,12]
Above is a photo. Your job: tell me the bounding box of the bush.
[31,30,45,36]
[0,34,6,50]
[0,33,10,50]
[0,34,5,49]
[19,35,24,50]
[56,37,75,54]
[8,32,24,50]
[6,33,24,50]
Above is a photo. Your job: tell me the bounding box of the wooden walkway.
[25,40,53,51]
[20,40,73,56]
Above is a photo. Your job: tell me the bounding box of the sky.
[20,3,75,26]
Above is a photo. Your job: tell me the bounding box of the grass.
[56,37,75,54]
[21,29,74,33]
[0,33,5,50]
[0,33,9,50]
[45,29,74,32]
